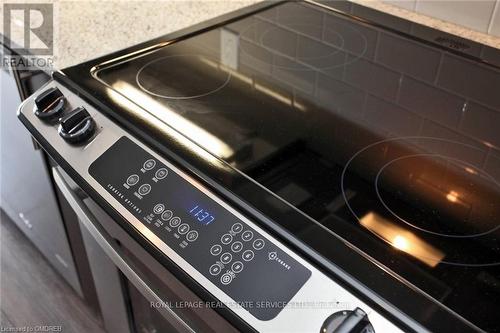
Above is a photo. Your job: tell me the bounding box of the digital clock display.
[188,204,215,225]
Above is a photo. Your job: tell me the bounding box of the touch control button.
[178,223,190,235]
[242,250,254,261]
[221,233,233,245]
[231,223,243,234]
[209,264,222,276]
[186,230,198,242]
[253,239,265,250]
[155,168,168,180]
[241,230,254,242]
[153,204,165,214]
[169,217,181,227]
[126,174,140,186]
[143,159,156,170]
[220,273,233,285]
[220,252,232,264]
[138,184,151,196]
[210,245,222,256]
[231,241,243,253]
[231,261,244,273]
[161,210,173,221]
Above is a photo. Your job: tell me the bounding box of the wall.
[383,0,500,36]
[219,1,500,182]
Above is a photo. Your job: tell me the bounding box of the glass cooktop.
[95,1,500,331]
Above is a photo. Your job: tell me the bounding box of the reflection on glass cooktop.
[95,2,500,331]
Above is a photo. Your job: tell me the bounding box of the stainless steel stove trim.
[52,166,196,333]
[18,81,406,333]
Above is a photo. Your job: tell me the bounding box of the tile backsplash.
[383,0,500,36]
[218,0,500,182]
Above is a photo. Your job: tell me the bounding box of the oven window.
[126,281,178,333]
[119,245,237,333]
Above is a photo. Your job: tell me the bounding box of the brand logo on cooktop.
[434,36,470,51]
[268,251,290,270]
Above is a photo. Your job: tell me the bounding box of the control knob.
[320,308,374,333]
[58,107,96,144]
[33,87,65,122]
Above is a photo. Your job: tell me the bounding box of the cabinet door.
[0,68,82,296]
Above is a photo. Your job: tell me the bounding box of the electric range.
[18,1,500,332]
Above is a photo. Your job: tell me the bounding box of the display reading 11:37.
[189,204,215,225]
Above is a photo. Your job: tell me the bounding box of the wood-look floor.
[0,211,106,333]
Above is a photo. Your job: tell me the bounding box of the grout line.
[413,0,420,13]
[433,52,444,85]
[457,100,468,130]
[487,0,500,34]
[395,73,403,103]
[411,0,417,12]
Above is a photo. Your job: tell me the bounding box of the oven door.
[52,166,238,333]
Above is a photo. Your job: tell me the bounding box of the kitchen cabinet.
[0,56,82,296]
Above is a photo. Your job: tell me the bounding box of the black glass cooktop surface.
[94,1,500,331]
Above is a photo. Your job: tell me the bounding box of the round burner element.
[374,153,500,238]
[238,20,368,71]
[136,54,231,100]
[341,136,500,267]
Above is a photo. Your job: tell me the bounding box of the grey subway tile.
[462,102,500,149]
[437,54,500,110]
[277,2,325,39]
[255,6,278,21]
[323,14,378,59]
[316,73,366,119]
[489,2,500,36]
[420,120,487,168]
[297,35,346,79]
[239,39,273,75]
[256,19,297,58]
[273,55,316,94]
[364,95,423,135]
[344,56,401,101]
[415,0,496,32]
[226,16,256,42]
[376,32,441,82]
[399,76,465,127]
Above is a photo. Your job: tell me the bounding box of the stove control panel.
[89,137,311,320]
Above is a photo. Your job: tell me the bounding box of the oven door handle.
[52,167,196,333]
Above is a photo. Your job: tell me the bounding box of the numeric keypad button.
[231,241,243,253]
[210,244,222,256]
[209,264,222,276]
[231,223,243,234]
[253,239,265,250]
[220,252,232,264]
[231,261,244,273]
[242,250,254,261]
[221,233,232,245]
[241,230,254,242]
